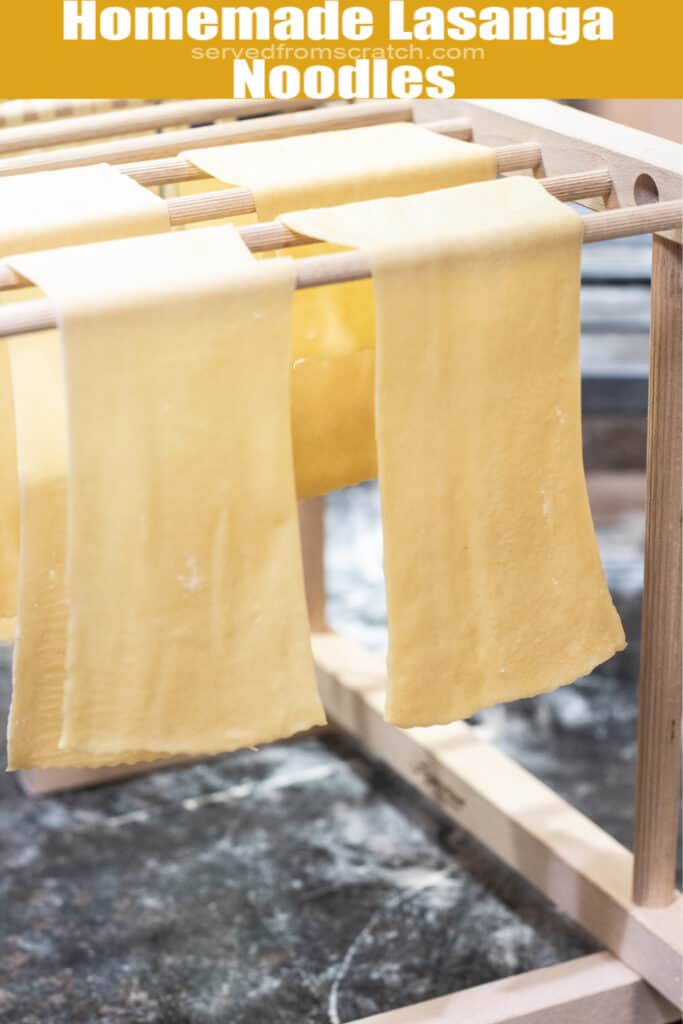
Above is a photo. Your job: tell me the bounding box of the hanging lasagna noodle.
[0,348,17,641]
[7,226,324,767]
[181,122,496,496]
[281,176,626,725]
[8,330,162,768]
[0,164,171,640]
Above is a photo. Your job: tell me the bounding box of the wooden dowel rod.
[293,202,682,286]
[632,234,683,907]
[123,155,209,188]
[1,201,680,338]
[0,99,319,155]
[0,98,153,130]
[541,168,613,204]
[582,203,683,243]
[120,117,476,187]
[164,165,608,227]
[0,301,56,336]
[166,186,254,224]
[0,101,414,177]
[496,143,542,174]
[138,134,534,194]
[0,166,613,293]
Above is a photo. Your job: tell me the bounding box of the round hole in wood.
[634,173,660,205]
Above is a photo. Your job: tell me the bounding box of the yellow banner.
[1,2,681,99]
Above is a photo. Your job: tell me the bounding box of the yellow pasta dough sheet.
[8,226,324,763]
[182,122,495,221]
[6,330,170,768]
[0,164,170,254]
[0,617,15,642]
[282,176,626,726]
[0,164,170,625]
[182,123,497,498]
[0,340,18,624]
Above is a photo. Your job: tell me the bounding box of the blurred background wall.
[570,99,682,141]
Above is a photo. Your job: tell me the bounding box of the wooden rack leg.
[299,497,328,633]
[633,235,683,907]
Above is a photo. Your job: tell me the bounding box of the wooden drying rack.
[0,98,680,1024]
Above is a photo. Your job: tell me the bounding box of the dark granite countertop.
[0,642,597,1023]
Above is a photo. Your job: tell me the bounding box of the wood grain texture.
[312,631,683,1008]
[351,953,677,1024]
[418,100,682,213]
[633,236,683,907]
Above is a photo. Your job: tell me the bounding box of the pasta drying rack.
[0,96,680,1023]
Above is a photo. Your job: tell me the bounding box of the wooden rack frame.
[0,99,398,175]
[1,199,681,336]
[4,99,681,1023]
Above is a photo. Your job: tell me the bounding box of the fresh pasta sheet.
[0,164,170,632]
[0,164,170,254]
[182,123,497,497]
[7,330,168,768]
[282,176,626,725]
[7,227,324,766]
